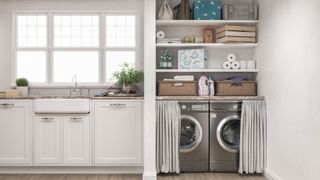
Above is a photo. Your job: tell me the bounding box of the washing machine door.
[216,115,240,153]
[180,115,203,153]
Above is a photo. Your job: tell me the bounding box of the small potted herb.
[16,78,29,97]
[113,63,144,94]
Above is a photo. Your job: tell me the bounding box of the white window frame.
[12,11,140,87]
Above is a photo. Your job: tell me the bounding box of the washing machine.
[209,102,241,172]
[179,101,209,172]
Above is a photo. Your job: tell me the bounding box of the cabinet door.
[0,101,31,165]
[34,116,61,164]
[63,116,90,165]
[94,101,142,165]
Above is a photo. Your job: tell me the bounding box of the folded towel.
[173,75,194,81]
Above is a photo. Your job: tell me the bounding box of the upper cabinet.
[0,100,32,165]
[94,100,143,166]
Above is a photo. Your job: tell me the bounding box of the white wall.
[257,0,320,179]
[0,0,144,91]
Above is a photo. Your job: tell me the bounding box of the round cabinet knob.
[181,105,187,110]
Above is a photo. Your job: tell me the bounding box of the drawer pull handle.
[0,103,14,108]
[41,117,54,121]
[70,117,83,121]
[110,103,126,107]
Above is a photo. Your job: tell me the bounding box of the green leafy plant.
[113,63,144,87]
[16,78,29,87]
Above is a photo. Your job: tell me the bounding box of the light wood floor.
[0,173,266,180]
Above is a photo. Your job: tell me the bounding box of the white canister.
[240,61,247,69]
[247,60,256,69]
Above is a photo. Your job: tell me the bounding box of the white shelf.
[156,43,258,48]
[156,69,259,73]
[156,20,258,27]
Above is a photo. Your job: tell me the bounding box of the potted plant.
[113,63,144,94]
[16,78,29,97]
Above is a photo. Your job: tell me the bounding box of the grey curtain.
[239,100,267,174]
[156,101,181,174]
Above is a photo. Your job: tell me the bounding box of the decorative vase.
[16,86,28,97]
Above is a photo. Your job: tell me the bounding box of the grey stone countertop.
[156,96,265,101]
[0,95,144,100]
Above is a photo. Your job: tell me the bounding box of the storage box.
[215,81,257,96]
[178,49,208,69]
[158,81,197,96]
[193,0,221,20]
[223,4,258,20]
[215,25,257,43]
[5,90,21,98]
[0,92,6,98]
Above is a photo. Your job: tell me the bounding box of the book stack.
[157,38,182,44]
[215,25,256,43]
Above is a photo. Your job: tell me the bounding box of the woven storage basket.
[216,81,257,96]
[158,81,197,96]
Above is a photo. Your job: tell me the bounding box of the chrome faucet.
[70,74,80,96]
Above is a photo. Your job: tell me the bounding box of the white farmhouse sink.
[34,98,90,114]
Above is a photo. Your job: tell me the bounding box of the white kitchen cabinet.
[63,116,90,164]
[0,101,32,165]
[34,115,90,165]
[94,101,143,166]
[34,116,61,164]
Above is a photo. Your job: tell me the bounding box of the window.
[105,15,137,82]
[16,15,47,83]
[52,15,100,83]
[14,12,138,85]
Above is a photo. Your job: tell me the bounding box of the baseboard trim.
[264,168,282,180]
[143,171,157,180]
[0,166,143,174]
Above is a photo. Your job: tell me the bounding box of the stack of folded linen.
[216,25,256,43]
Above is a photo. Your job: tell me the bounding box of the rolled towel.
[156,31,165,39]
[227,53,237,62]
[223,61,232,70]
[231,61,240,70]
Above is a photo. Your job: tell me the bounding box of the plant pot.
[122,85,138,94]
[16,86,28,97]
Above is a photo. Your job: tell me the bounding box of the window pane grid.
[106,15,136,47]
[54,15,99,47]
[17,15,47,47]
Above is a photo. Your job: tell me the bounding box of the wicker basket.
[158,81,197,96]
[216,81,257,96]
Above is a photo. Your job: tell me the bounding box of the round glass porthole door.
[216,115,241,153]
[180,115,203,153]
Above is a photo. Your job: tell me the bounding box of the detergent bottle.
[198,74,209,96]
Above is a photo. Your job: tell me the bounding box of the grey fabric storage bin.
[223,4,258,20]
